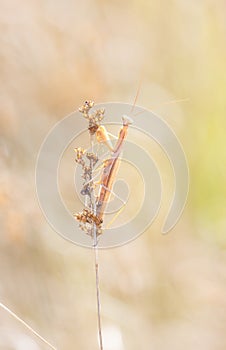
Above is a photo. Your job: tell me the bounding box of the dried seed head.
[86,152,98,165]
[88,124,99,135]
[75,100,106,238]
[79,101,105,136]
[74,147,86,160]
[81,185,91,196]
[79,100,94,115]
[94,108,105,121]
[74,209,103,228]
[82,165,91,176]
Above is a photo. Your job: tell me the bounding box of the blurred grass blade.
[0,302,58,350]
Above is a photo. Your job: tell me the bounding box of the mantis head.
[122,115,133,126]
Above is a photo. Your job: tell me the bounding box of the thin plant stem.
[91,135,104,350]
[93,240,103,350]
[0,302,58,350]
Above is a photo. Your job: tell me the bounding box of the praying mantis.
[74,100,133,238]
[73,100,133,350]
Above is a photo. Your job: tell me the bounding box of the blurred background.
[0,0,226,349]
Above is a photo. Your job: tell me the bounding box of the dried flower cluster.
[79,100,105,135]
[74,101,104,237]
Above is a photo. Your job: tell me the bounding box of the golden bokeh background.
[0,0,226,349]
